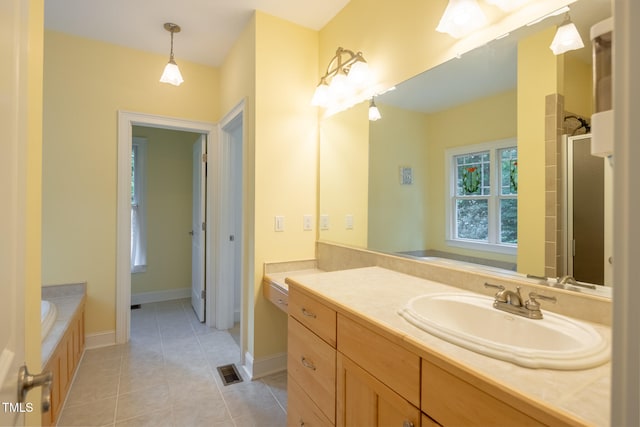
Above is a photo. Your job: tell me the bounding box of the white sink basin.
[399,293,610,370]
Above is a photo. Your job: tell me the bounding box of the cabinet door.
[337,353,420,427]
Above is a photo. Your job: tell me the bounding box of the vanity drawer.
[288,316,336,423]
[422,359,543,427]
[262,278,288,313]
[289,286,336,347]
[288,374,334,427]
[337,314,420,407]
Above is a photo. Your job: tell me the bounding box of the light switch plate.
[320,214,330,231]
[303,215,313,231]
[346,214,354,230]
[274,216,285,232]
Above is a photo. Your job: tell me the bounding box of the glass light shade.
[436,0,487,39]
[550,22,584,55]
[369,103,381,121]
[311,82,330,107]
[347,60,371,87]
[329,72,350,99]
[160,61,184,86]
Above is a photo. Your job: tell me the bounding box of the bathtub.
[41,300,57,341]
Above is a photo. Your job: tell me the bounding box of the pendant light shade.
[436,0,487,39]
[369,98,381,121]
[160,23,184,86]
[550,14,585,55]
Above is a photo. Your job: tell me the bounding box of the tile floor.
[56,299,287,427]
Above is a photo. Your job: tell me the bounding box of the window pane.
[456,199,488,241]
[500,198,518,243]
[455,151,490,196]
[500,147,518,195]
[131,145,137,204]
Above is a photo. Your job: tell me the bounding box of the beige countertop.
[285,266,611,427]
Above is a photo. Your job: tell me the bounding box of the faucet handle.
[526,292,557,310]
[484,282,505,292]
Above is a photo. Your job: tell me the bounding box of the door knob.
[17,365,53,412]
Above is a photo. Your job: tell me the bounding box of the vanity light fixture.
[311,47,373,108]
[368,98,381,121]
[549,13,584,55]
[436,0,487,39]
[159,23,184,86]
[484,0,530,12]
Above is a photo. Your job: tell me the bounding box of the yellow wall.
[517,27,562,275]
[565,56,593,117]
[368,103,429,252]
[42,31,219,335]
[130,127,200,296]
[426,89,517,263]
[252,12,319,358]
[319,102,369,247]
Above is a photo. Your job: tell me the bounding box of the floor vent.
[130,304,141,310]
[217,364,243,386]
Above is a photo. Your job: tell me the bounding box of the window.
[446,139,517,254]
[131,138,147,273]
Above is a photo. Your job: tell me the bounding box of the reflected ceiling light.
[311,47,373,109]
[485,0,530,12]
[159,23,184,86]
[436,0,487,39]
[368,98,381,121]
[550,13,584,55]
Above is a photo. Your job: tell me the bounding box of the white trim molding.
[242,351,287,380]
[84,331,116,349]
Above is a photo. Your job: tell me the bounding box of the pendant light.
[160,23,184,86]
[369,98,381,121]
[549,13,584,55]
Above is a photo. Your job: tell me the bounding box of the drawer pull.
[277,298,288,306]
[301,356,317,371]
[301,307,317,318]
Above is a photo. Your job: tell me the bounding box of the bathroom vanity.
[282,267,610,427]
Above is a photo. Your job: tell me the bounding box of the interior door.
[1,0,29,424]
[191,135,206,322]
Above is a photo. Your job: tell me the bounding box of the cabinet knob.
[402,421,414,427]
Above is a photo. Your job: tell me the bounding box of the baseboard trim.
[131,287,191,305]
[85,330,116,349]
[242,351,287,380]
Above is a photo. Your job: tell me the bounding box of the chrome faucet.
[484,283,557,319]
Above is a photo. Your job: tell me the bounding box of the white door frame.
[211,100,246,358]
[116,111,216,343]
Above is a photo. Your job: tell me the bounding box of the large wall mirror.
[319,0,612,294]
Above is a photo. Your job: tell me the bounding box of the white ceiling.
[44,0,351,67]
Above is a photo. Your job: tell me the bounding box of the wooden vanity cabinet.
[287,287,337,426]
[337,354,420,427]
[288,284,577,427]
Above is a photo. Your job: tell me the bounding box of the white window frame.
[131,137,147,273]
[444,138,517,255]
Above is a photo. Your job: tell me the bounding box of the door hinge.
[202,222,206,231]
[202,153,207,163]
[201,289,206,299]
